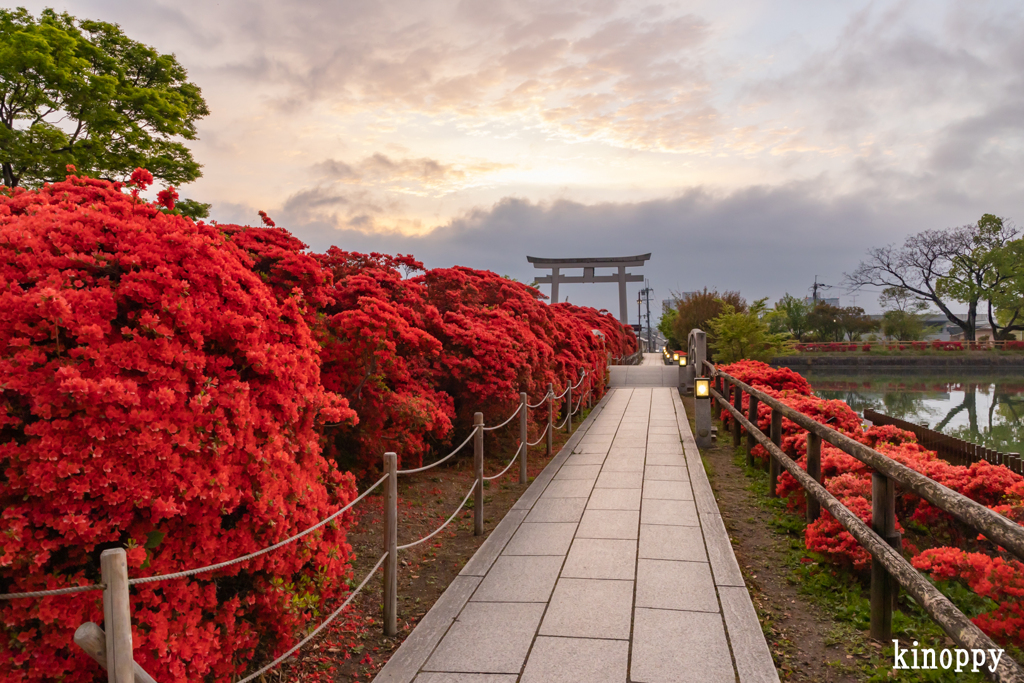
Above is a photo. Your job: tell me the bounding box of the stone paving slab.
[375,376,778,683]
[520,637,629,683]
[522,497,586,523]
[576,509,639,539]
[415,674,517,683]
[503,522,577,556]
[631,608,735,683]
[540,577,634,639]
[422,602,545,674]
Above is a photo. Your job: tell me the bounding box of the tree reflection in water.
[807,373,1024,456]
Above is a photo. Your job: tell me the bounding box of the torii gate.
[526,254,651,324]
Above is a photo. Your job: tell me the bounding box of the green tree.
[766,293,811,341]
[0,8,209,188]
[707,298,788,363]
[657,306,680,350]
[935,214,1020,340]
[986,236,1024,339]
[878,287,931,341]
[670,288,746,353]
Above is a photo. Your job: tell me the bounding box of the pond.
[803,371,1024,457]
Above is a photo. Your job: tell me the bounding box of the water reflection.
[805,373,1024,456]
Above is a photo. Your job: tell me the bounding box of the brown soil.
[277,420,582,682]
[682,395,865,683]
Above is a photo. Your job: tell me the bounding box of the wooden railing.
[703,359,1024,683]
[863,409,1022,474]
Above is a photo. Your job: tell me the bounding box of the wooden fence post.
[74,623,158,683]
[520,392,528,484]
[732,382,742,448]
[746,395,759,468]
[474,412,484,536]
[566,382,572,434]
[769,409,782,497]
[547,383,553,456]
[383,452,398,636]
[806,432,821,522]
[870,471,901,640]
[99,549,134,683]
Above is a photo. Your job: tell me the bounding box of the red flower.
[157,186,178,211]
[129,167,154,190]
[257,210,276,227]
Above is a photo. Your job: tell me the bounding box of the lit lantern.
[679,355,687,367]
[672,352,679,361]
[694,377,710,398]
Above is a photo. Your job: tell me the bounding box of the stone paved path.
[375,367,777,683]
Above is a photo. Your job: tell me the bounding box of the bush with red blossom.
[1,170,635,681]
[719,359,1024,647]
[0,173,357,682]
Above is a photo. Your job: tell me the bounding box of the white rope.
[571,370,588,390]
[570,390,586,417]
[483,443,523,481]
[398,481,477,550]
[555,413,570,430]
[527,391,551,409]
[129,475,389,586]
[528,432,547,447]
[1,582,105,601]
[236,552,389,683]
[553,385,570,400]
[482,403,522,432]
[398,426,479,475]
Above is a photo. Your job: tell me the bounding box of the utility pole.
[811,276,833,305]
[641,281,653,353]
[636,293,642,349]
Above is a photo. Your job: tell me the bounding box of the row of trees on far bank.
[658,288,935,362]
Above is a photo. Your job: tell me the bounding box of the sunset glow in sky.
[24,0,1024,316]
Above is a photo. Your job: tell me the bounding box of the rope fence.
[481,402,522,431]
[397,481,477,551]
[2,364,600,683]
[237,552,389,683]
[483,443,524,481]
[129,474,389,586]
[397,426,479,475]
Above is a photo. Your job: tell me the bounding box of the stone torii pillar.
[526,254,651,324]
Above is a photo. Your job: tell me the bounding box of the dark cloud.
[258,179,1010,317]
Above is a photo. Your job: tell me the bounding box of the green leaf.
[145,530,165,549]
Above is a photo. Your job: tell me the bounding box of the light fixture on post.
[678,354,687,367]
[693,375,712,447]
[672,352,679,362]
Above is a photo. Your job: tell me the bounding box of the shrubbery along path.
[0,170,635,682]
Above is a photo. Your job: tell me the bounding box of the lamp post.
[693,376,712,448]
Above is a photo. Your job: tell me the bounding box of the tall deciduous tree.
[669,287,746,352]
[844,215,1019,341]
[0,8,209,188]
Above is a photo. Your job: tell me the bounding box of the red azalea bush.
[0,174,358,682]
[317,250,454,476]
[719,359,1024,646]
[1,171,634,682]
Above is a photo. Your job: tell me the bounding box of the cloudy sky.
[26,0,1024,317]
